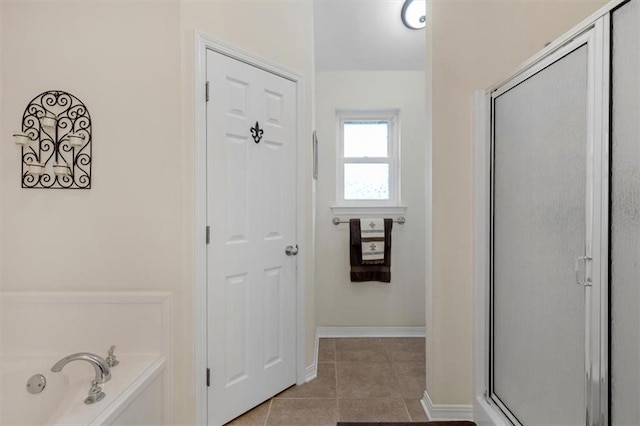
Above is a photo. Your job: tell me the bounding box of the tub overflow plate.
[26,374,47,394]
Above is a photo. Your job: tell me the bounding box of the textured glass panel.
[611,2,640,425]
[344,163,389,200]
[343,121,388,158]
[492,46,587,425]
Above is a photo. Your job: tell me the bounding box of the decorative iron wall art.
[13,90,92,189]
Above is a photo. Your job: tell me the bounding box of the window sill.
[330,205,407,216]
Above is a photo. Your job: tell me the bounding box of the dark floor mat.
[337,422,476,426]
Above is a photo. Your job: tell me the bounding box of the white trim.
[193,30,307,425]
[335,109,401,208]
[0,291,173,363]
[193,30,208,426]
[424,2,434,419]
[473,90,495,425]
[421,390,474,421]
[330,205,407,216]
[296,62,308,389]
[303,351,317,382]
[305,363,318,383]
[1,290,171,305]
[304,328,319,383]
[316,326,425,338]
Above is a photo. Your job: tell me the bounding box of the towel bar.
[332,216,406,226]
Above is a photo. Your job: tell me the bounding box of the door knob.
[285,245,299,256]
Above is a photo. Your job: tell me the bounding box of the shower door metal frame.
[491,28,602,426]
[474,7,615,425]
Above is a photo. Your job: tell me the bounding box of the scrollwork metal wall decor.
[15,90,92,189]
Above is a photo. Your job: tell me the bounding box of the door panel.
[611,1,640,424]
[206,49,297,426]
[491,44,589,425]
[263,266,283,368]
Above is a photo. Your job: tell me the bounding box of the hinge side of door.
[206,226,210,245]
[206,368,210,387]
[205,81,210,102]
[575,255,593,287]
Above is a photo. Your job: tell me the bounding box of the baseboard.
[421,390,474,421]
[316,326,426,338]
[304,326,426,383]
[304,329,319,382]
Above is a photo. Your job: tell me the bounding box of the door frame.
[193,31,307,425]
[473,2,619,423]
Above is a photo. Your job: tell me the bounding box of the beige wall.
[1,0,182,290]
[0,0,4,302]
[315,71,426,328]
[1,0,186,419]
[426,0,608,405]
[1,1,315,424]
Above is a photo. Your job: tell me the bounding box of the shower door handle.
[575,256,592,287]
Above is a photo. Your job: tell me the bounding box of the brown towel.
[349,218,393,283]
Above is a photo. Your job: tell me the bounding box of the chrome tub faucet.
[50,352,111,404]
[106,345,119,368]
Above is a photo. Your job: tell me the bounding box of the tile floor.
[226,337,427,425]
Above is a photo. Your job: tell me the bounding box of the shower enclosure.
[474,1,640,424]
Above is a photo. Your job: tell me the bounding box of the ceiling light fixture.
[401,0,426,30]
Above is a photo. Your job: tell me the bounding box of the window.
[337,110,400,207]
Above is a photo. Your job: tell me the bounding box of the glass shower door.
[490,39,592,425]
[611,1,640,424]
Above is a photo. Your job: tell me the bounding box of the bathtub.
[1,353,166,425]
[1,291,173,425]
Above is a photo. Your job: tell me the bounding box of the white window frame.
[335,109,401,208]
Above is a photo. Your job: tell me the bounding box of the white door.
[206,49,298,426]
